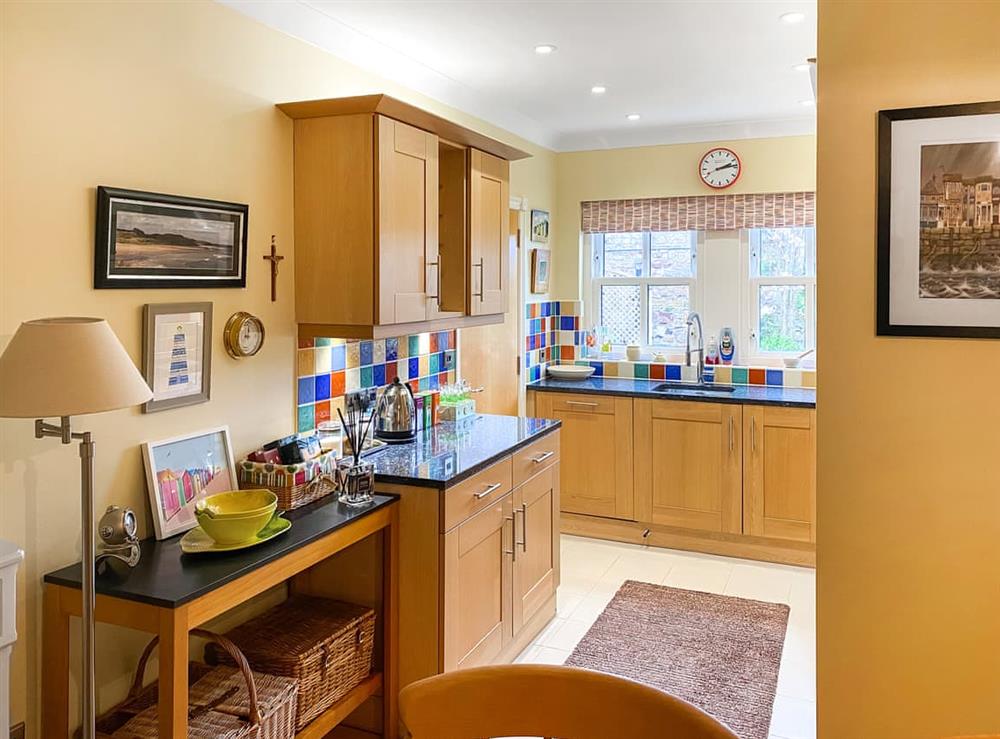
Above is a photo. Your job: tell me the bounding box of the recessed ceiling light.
[591,85,607,95]
[793,62,811,72]
[800,99,815,107]
[780,11,805,24]
[534,44,557,55]
[626,113,641,121]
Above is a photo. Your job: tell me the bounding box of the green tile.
[361,366,374,388]
[732,367,748,385]
[633,363,649,379]
[314,337,332,347]
[297,404,315,433]
[408,335,420,357]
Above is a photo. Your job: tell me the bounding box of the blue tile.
[361,366,373,388]
[429,375,440,390]
[315,373,331,401]
[550,300,561,316]
[589,361,604,377]
[560,316,576,330]
[373,363,386,386]
[330,344,346,371]
[360,341,373,366]
[766,369,784,386]
[385,337,399,361]
[666,364,682,380]
[438,331,450,351]
[297,376,315,404]
[409,357,420,379]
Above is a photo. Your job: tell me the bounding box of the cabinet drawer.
[444,457,513,531]
[546,393,616,415]
[512,431,560,487]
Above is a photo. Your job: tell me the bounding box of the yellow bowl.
[196,490,277,519]
[194,507,275,545]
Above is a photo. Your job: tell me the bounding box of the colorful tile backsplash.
[524,300,583,383]
[296,330,457,433]
[566,359,817,388]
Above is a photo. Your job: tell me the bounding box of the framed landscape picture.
[531,209,550,243]
[141,426,236,539]
[142,302,212,413]
[95,186,248,288]
[877,101,1000,337]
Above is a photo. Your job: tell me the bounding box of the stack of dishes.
[182,490,291,554]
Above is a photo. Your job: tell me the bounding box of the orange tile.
[650,364,666,380]
[330,371,345,397]
[560,345,575,360]
[314,401,331,426]
[748,368,767,386]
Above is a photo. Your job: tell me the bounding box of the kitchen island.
[365,413,561,690]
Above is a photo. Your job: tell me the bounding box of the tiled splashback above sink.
[296,331,457,433]
[523,299,816,388]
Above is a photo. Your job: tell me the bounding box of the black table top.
[528,377,816,408]
[44,494,397,609]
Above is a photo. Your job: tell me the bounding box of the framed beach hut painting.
[141,426,237,539]
[877,100,1000,337]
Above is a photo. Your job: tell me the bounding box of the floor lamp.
[0,318,152,738]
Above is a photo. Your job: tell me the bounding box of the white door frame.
[510,195,528,415]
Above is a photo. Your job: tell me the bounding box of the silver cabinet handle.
[504,514,516,559]
[474,482,503,500]
[473,258,485,301]
[427,260,440,301]
[751,417,757,453]
[566,400,598,408]
[530,451,555,464]
[519,503,528,551]
[729,415,734,453]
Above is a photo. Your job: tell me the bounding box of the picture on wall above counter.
[142,302,212,413]
[94,186,248,288]
[531,248,550,294]
[531,208,550,243]
[877,101,1000,338]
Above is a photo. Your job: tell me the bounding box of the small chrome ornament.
[96,505,140,569]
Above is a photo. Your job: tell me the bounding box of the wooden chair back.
[398,664,739,739]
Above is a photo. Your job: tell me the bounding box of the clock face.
[239,318,263,354]
[224,312,265,358]
[699,148,742,189]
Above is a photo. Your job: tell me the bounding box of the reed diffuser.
[335,394,376,507]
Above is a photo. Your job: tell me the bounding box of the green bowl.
[194,507,275,545]
[196,490,277,519]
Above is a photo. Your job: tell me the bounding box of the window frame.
[587,231,703,350]
[741,227,816,361]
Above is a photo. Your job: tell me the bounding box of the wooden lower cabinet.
[634,398,743,535]
[532,392,633,520]
[512,464,559,633]
[743,405,817,543]
[443,493,513,671]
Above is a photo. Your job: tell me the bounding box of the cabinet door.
[533,393,633,520]
[443,493,513,671]
[468,149,509,316]
[512,463,559,634]
[376,115,439,325]
[743,406,816,542]
[634,399,742,534]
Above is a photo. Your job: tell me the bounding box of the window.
[591,232,699,347]
[747,227,816,356]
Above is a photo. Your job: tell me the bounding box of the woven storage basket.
[206,595,375,730]
[95,628,297,739]
[237,449,338,510]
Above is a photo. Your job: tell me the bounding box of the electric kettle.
[375,377,416,442]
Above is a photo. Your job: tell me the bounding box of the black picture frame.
[94,186,249,289]
[877,100,1000,338]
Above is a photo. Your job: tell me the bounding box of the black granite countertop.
[528,377,816,408]
[368,414,561,489]
[44,494,398,609]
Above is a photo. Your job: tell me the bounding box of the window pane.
[601,284,641,345]
[650,231,695,277]
[758,285,806,352]
[756,228,811,277]
[601,233,643,277]
[648,285,690,347]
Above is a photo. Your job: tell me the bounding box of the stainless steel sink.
[652,381,737,394]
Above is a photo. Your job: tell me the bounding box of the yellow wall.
[0,0,554,733]
[816,1,1000,737]
[552,135,816,298]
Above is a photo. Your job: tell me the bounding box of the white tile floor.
[515,535,817,739]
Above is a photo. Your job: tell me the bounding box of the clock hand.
[713,162,737,172]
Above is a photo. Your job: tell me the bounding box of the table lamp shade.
[0,317,152,418]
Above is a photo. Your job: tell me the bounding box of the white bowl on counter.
[546,364,596,380]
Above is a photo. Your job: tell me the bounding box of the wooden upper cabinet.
[743,406,816,543]
[468,149,510,316]
[279,95,528,338]
[376,116,438,325]
[634,398,743,535]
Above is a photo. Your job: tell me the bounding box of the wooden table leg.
[158,606,189,737]
[382,507,400,739]
[42,584,70,738]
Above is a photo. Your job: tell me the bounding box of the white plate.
[546,364,596,380]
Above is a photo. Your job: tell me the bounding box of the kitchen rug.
[565,580,789,739]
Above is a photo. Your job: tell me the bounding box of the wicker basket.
[206,596,375,731]
[237,449,339,510]
[95,628,298,739]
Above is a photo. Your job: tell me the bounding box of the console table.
[43,495,399,738]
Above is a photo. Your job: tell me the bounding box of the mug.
[337,461,375,507]
[626,345,641,361]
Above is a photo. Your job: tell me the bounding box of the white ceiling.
[222,0,817,152]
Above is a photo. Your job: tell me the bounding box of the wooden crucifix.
[263,235,284,302]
